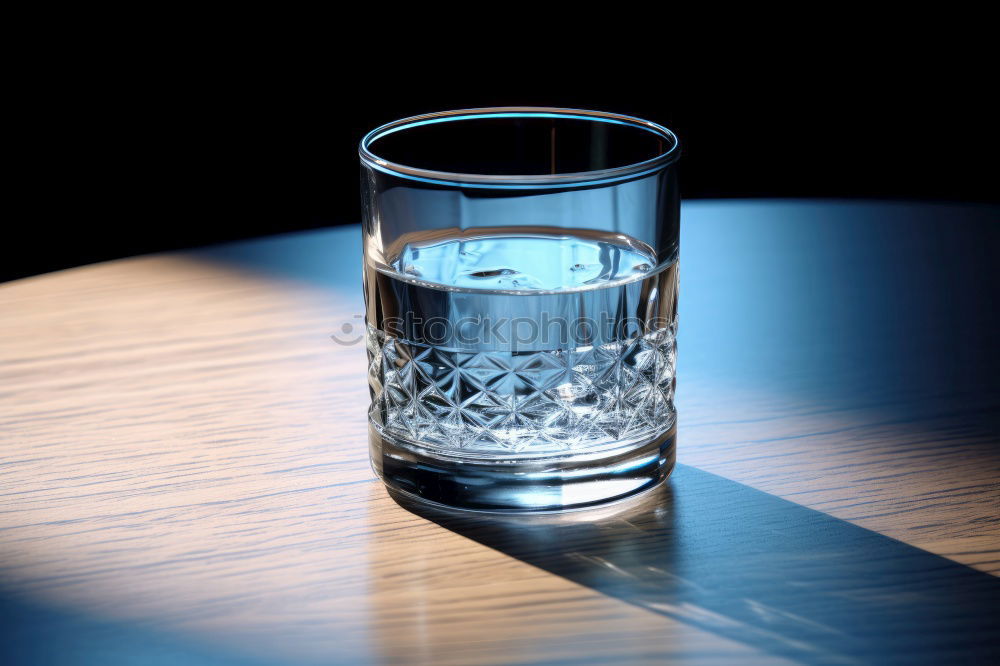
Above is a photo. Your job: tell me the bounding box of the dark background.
[6,32,995,283]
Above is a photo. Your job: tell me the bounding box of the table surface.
[1,200,998,665]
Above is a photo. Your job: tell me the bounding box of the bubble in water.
[497,272,543,290]
[570,263,589,272]
[467,268,518,279]
[634,263,652,273]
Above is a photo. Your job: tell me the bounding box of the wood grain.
[1,201,997,664]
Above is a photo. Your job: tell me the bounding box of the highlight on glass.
[359,107,681,511]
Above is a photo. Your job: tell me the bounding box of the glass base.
[369,424,676,512]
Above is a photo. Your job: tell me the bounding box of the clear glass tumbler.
[360,107,680,511]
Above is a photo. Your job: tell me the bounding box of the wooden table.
[2,201,998,664]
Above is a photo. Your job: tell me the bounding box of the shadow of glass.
[392,464,1000,664]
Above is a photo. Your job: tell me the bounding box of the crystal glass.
[360,107,681,511]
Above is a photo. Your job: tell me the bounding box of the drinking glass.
[359,107,680,511]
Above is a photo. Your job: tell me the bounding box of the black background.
[6,29,995,283]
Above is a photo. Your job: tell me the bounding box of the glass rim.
[359,106,680,189]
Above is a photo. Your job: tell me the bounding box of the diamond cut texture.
[367,324,677,455]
